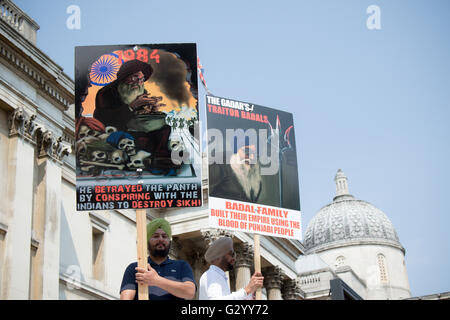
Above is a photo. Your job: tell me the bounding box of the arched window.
[377,254,388,283]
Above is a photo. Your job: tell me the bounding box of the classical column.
[201,229,234,246]
[189,250,207,300]
[1,108,36,299]
[282,278,304,300]
[234,242,253,292]
[30,128,70,299]
[263,266,284,300]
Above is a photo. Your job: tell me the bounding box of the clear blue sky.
[15,0,450,297]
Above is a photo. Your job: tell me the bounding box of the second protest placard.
[206,95,302,240]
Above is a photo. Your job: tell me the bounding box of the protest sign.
[75,44,202,211]
[206,95,302,240]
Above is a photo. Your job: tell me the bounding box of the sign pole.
[253,233,262,300]
[136,209,149,300]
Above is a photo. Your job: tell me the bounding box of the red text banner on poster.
[209,197,302,241]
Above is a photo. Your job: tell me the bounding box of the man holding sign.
[120,218,196,300]
[199,237,264,300]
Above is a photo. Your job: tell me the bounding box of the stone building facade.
[0,0,304,300]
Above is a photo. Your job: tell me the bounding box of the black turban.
[116,59,153,83]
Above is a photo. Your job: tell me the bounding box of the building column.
[171,237,207,290]
[30,128,70,299]
[201,229,234,245]
[1,109,36,299]
[282,278,304,300]
[263,266,284,300]
[234,242,253,292]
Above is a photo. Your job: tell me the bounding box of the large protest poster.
[75,44,202,211]
[206,95,301,240]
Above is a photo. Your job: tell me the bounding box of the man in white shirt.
[199,236,264,300]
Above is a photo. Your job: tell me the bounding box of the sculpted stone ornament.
[56,140,72,160]
[23,114,36,137]
[37,129,55,158]
[30,122,47,139]
[8,108,72,161]
[8,107,25,136]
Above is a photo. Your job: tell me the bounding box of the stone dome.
[303,170,404,253]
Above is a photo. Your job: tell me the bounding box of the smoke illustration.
[149,51,192,106]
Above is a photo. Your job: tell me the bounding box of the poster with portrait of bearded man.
[74,44,202,211]
[206,95,302,240]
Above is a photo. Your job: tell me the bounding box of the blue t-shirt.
[120,256,195,300]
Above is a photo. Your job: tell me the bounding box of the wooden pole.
[136,209,149,300]
[253,233,262,300]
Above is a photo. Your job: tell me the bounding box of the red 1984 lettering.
[150,49,160,63]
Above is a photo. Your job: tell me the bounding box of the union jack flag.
[197,56,210,93]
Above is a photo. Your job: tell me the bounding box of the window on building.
[29,235,40,299]
[377,253,388,283]
[92,227,105,281]
[89,212,109,282]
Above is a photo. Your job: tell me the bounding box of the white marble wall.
[317,244,411,300]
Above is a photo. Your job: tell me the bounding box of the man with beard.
[119,218,196,300]
[94,59,162,130]
[209,135,281,206]
[94,59,173,164]
[199,237,264,300]
[209,136,263,203]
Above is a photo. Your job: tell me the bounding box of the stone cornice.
[306,238,406,255]
[0,19,74,111]
[0,38,72,111]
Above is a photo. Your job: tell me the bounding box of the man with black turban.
[120,218,196,300]
[94,59,155,130]
[93,59,175,170]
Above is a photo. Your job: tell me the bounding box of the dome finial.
[334,169,349,197]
